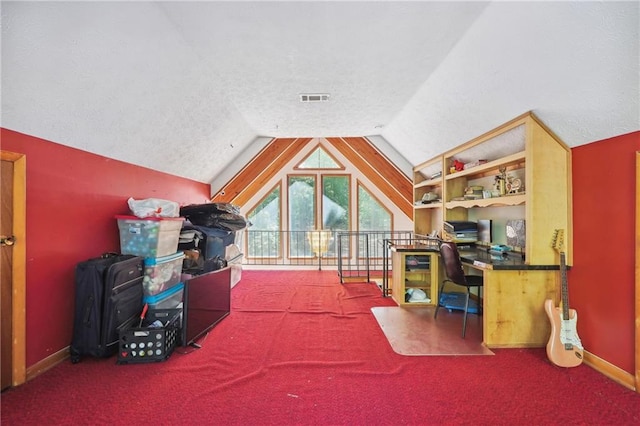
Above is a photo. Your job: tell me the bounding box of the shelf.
[446,194,526,209]
[404,300,432,305]
[392,250,438,307]
[445,151,526,180]
[405,280,430,288]
[414,202,443,209]
[414,177,442,188]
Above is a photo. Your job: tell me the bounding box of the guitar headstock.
[551,229,565,253]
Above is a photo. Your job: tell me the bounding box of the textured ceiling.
[1,1,638,184]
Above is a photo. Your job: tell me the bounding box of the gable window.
[242,139,405,265]
[295,144,344,170]
[322,175,350,256]
[288,175,316,257]
[322,175,350,230]
[357,180,392,256]
[246,184,281,258]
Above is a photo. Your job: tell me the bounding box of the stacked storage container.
[115,215,185,363]
[142,252,185,306]
[116,215,186,308]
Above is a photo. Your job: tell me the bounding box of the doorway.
[636,152,639,392]
[1,151,26,389]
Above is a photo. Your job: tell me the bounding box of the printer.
[443,221,478,243]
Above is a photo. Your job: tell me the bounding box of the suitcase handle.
[83,295,94,327]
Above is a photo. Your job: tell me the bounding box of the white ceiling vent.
[300,93,330,102]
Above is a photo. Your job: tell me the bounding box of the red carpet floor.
[1,270,639,425]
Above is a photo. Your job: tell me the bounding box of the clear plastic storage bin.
[143,282,184,310]
[143,252,185,296]
[116,215,184,258]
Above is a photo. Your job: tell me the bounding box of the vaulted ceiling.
[1,1,638,186]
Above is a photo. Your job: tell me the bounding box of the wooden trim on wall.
[213,136,412,222]
[1,150,27,387]
[26,347,69,382]
[327,137,413,218]
[341,136,413,200]
[583,350,636,392]
[213,138,311,206]
[635,151,639,392]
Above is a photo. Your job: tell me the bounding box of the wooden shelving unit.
[409,111,573,347]
[408,112,573,265]
[391,250,439,307]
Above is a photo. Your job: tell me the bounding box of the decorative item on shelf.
[506,177,523,194]
[495,167,507,195]
[449,159,465,173]
[464,185,484,200]
[506,219,526,251]
[463,159,488,170]
[430,171,442,179]
[421,192,440,204]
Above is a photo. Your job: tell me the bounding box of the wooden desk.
[391,245,559,348]
[461,248,559,348]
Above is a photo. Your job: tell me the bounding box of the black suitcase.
[70,254,144,363]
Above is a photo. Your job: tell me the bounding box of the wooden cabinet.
[391,249,439,306]
[481,268,556,347]
[413,112,572,265]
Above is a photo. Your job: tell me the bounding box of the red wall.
[3,127,640,374]
[571,131,640,373]
[1,129,211,366]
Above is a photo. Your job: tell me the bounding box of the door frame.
[1,150,26,387]
[635,152,639,392]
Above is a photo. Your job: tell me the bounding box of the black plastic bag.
[180,203,248,231]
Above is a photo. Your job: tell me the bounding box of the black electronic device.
[181,266,231,347]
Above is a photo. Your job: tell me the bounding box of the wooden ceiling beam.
[212,138,311,205]
[327,137,413,219]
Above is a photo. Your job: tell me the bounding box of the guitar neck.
[560,252,570,320]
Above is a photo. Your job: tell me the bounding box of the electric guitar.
[544,229,583,367]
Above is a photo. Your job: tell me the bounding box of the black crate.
[117,309,182,364]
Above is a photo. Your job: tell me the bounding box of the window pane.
[358,184,391,257]
[297,146,341,169]
[289,176,316,256]
[322,176,349,230]
[247,186,280,258]
[322,176,349,257]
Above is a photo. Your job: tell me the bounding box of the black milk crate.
[117,309,182,364]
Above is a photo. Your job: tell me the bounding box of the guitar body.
[545,299,583,367]
[546,230,583,368]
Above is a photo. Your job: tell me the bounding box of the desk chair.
[434,241,484,338]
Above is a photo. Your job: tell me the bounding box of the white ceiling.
[1,1,638,184]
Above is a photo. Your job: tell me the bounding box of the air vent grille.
[300,93,330,102]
